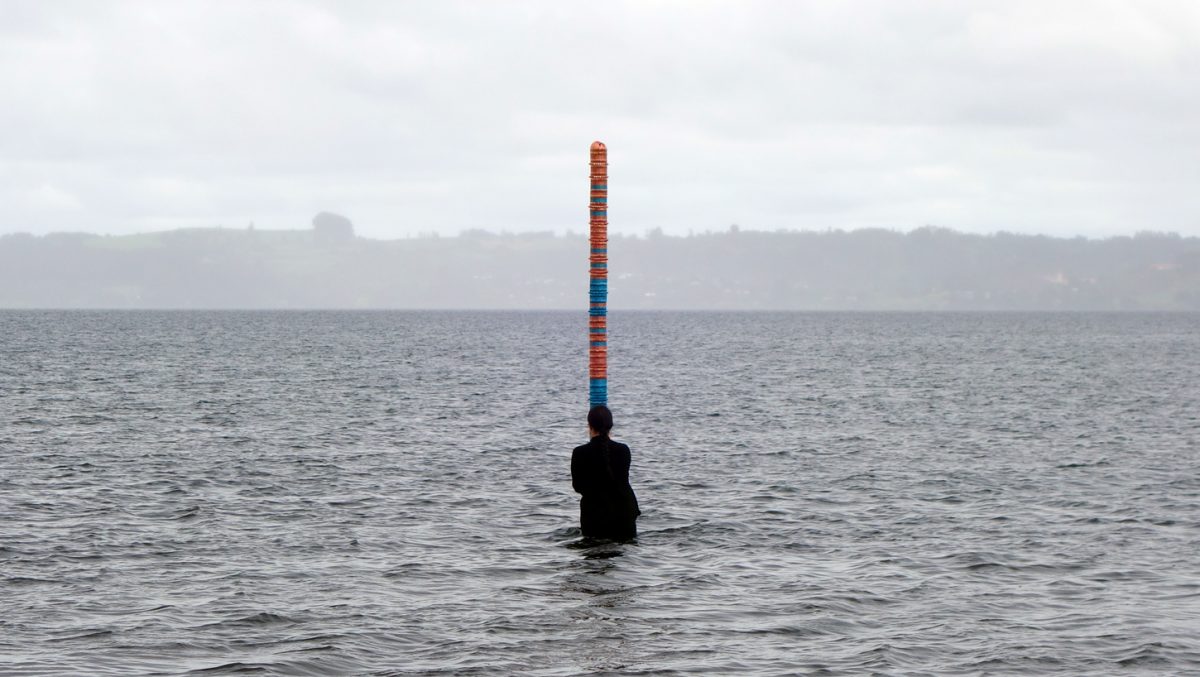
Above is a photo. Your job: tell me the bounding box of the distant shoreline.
[3,226,1197,311]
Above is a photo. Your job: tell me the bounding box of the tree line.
[1,226,1197,310]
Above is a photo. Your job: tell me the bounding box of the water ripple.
[1,310,1198,675]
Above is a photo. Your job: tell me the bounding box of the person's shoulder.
[572,443,589,454]
[610,440,631,453]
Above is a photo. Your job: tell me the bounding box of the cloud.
[1,0,1198,237]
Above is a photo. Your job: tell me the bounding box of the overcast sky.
[3,0,1199,239]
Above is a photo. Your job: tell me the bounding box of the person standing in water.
[572,405,640,541]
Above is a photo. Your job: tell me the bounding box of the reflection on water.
[560,539,631,595]
[567,538,631,558]
[560,539,640,674]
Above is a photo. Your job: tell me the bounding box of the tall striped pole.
[589,141,608,408]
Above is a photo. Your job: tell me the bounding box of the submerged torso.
[571,437,640,540]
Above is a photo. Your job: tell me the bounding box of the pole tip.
[590,141,606,151]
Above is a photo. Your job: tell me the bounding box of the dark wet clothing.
[571,436,640,540]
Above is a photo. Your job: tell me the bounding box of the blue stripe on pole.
[591,197,607,204]
[589,379,608,405]
[590,210,607,216]
[590,248,607,254]
[588,307,607,316]
[590,185,607,190]
[590,341,607,347]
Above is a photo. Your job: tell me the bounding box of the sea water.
[1,311,1198,675]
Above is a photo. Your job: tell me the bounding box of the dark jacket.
[571,436,640,540]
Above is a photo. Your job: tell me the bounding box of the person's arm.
[571,447,586,494]
[613,443,631,483]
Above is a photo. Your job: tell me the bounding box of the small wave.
[186,662,271,674]
[277,643,336,654]
[75,603,175,616]
[382,562,424,578]
[63,414,115,425]
[195,612,298,630]
[1087,569,1159,583]
[169,505,202,520]
[733,622,839,638]
[46,629,115,643]
[546,526,581,541]
[1114,641,1175,668]
[1057,459,1111,469]
[4,576,59,585]
[326,497,376,507]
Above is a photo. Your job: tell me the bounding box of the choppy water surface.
[1,311,1198,676]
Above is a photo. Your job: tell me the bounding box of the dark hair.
[587,405,613,437]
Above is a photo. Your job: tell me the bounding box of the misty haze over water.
[2,225,1198,310]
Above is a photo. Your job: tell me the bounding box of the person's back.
[571,406,640,540]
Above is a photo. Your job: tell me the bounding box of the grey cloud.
[2,0,1199,237]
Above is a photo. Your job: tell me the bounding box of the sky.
[2,0,1199,239]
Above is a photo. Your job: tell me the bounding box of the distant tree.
[312,212,354,244]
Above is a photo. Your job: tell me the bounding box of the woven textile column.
[588,141,608,408]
